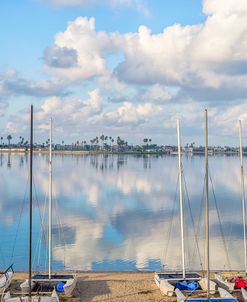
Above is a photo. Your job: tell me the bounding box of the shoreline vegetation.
[0,135,246,155]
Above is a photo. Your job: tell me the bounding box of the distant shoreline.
[0,147,242,156]
[0,148,95,154]
[0,149,166,155]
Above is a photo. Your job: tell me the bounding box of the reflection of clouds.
[0,154,247,271]
[54,217,105,270]
[209,157,242,195]
[87,184,100,206]
[113,172,161,194]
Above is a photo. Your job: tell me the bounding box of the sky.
[0,0,247,146]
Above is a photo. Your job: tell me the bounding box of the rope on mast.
[162,174,179,270]
[209,171,231,271]
[182,171,204,271]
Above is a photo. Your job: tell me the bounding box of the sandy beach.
[10,271,164,302]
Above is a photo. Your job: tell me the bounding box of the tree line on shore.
[0,134,155,152]
[0,134,245,155]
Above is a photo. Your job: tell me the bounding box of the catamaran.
[3,107,58,302]
[4,107,76,301]
[155,119,202,296]
[21,117,77,295]
[215,120,247,295]
[175,110,238,302]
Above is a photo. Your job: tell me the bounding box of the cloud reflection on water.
[0,154,246,271]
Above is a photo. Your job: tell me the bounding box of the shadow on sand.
[73,279,111,302]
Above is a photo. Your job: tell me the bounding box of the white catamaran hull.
[3,293,29,302]
[0,271,13,293]
[4,289,59,302]
[26,273,77,296]
[175,287,238,302]
[20,279,35,293]
[154,276,174,296]
[215,273,235,292]
[175,288,186,302]
[198,278,217,294]
[63,275,77,296]
[0,265,14,293]
[218,287,234,298]
[32,289,59,302]
[154,272,202,296]
[242,287,247,302]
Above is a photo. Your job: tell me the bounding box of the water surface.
[0,153,245,272]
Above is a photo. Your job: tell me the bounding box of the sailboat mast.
[48,118,52,279]
[29,105,33,298]
[239,120,247,274]
[205,109,210,298]
[177,119,186,278]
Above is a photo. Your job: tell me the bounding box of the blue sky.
[0,0,247,145]
[1,0,205,75]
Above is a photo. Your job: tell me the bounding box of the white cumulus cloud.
[45,0,247,101]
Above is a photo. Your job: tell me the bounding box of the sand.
[10,271,165,302]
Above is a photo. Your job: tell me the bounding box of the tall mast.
[205,109,210,298]
[177,119,186,278]
[48,118,52,279]
[29,105,33,298]
[239,120,247,274]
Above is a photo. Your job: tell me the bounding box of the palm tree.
[19,136,24,146]
[104,136,108,151]
[117,136,125,151]
[7,135,12,145]
[0,137,3,146]
[100,134,105,150]
[111,138,114,152]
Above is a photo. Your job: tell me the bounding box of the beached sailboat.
[175,110,237,302]
[3,106,76,302]
[154,119,201,296]
[30,118,77,295]
[215,120,247,293]
[3,107,58,301]
[20,117,77,296]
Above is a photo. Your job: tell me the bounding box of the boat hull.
[198,278,217,294]
[242,287,247,302]
[215,273,235,292]
[31,273,77,296]
[155,272,201,296]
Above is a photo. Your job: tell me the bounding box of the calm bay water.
[0,153,246,272]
